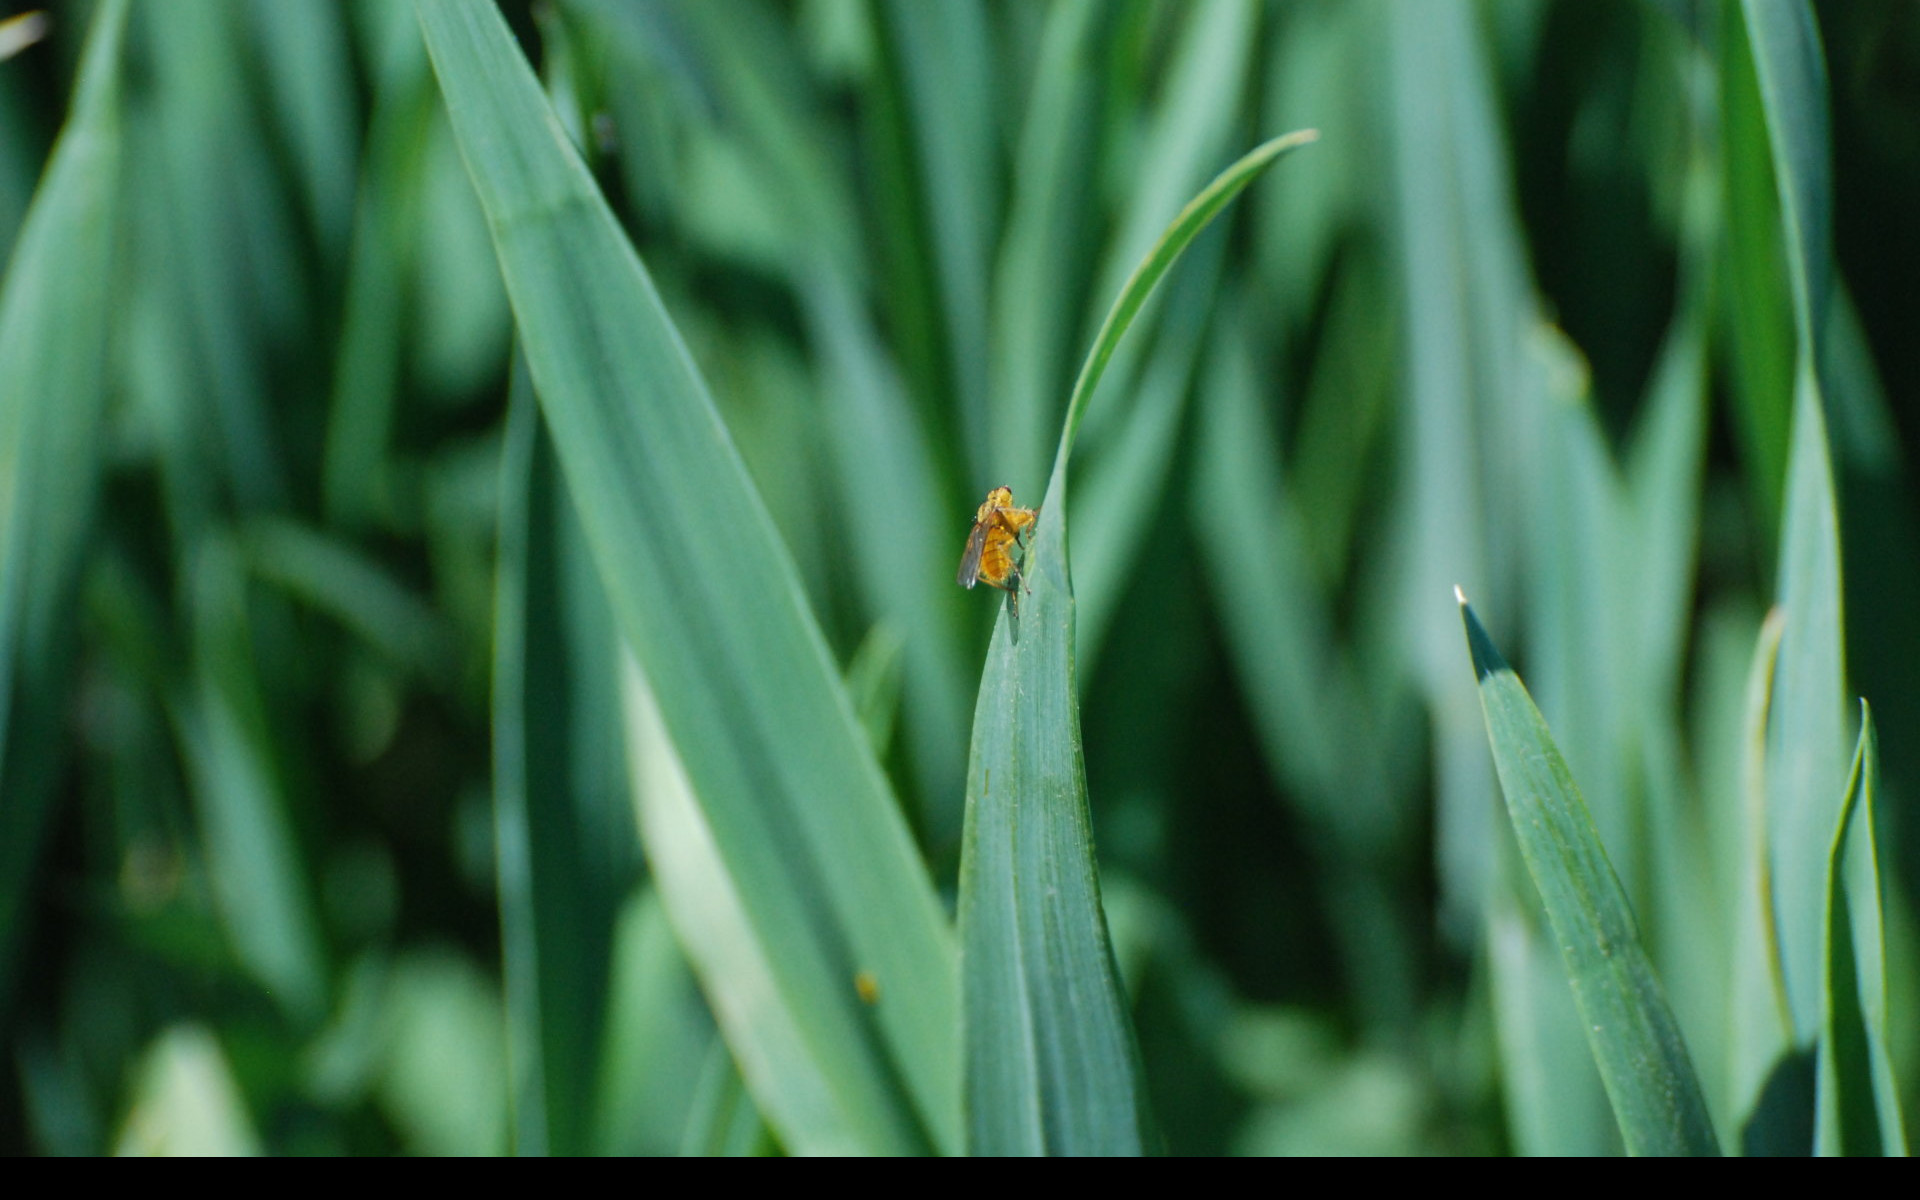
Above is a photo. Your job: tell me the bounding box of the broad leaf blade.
[1459,597,1719,1156]
[959,132,1314,1156]
[0,0,127,999]
[417,0,958,1155]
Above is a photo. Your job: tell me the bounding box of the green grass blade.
[173,533,328,1023]
[592,885,724,1155]
[677,1034,773,1157]
[1727,609,1802,1149]
[1487,879,1623,1156]
[1082,0,1259,329]
[1458,596,1719,1156]
[1764,369,1847,1044]
[143,0,297,508]
[621,656,857,1155]
[415,0,957,1155]
[988,0,1104,502]
[1187,301,1355,815]
[1719,3,1795,534]
[1382,1,1509,931]
[1071,226,1222,667]
[1051,132,1316,480]
[493,357,631,1154]
[877,0,997,486]
[242,0,359,265]
[803,275,971,848]
[1741,0,1831,350]
[576,0,974,844]
[1624,316,1710,708]
[1066,2,1260,618]
[960,132,1314,1156]
[1514,331,1638,898]
[0,0,127,998]
[1815,706,1908,1155]
[1742,0,1849,1047]
[322,28,433,527]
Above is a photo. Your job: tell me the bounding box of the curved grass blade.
[959,131,1315,1156]
[0,0,127,1002]
[1067,1,1262,667]
[1051,133,1316,479]
[1458,594,1719,1156]
[1727,610,1797,1144]
[1815,706,1907,1155]
[417,0,957,1155]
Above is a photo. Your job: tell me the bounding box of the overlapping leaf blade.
[1743,0,1847,1050]
[1740,10,1904,1154]
[416,0,957,1155]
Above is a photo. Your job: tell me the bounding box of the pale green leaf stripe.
[1458,596,1719,1156]
[0,0,127,993]
[1742,0,1849,1046]
[960,133,1314,1156]
[622,656,858,1156]
[415,0,957,1155]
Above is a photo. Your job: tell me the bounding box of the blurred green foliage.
[0,0,1917,1155]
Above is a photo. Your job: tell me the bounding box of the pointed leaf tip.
[1458,597,1506,684]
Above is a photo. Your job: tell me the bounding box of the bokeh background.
[0,0,1917,1154]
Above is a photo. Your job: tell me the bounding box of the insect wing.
[957,520,990,588]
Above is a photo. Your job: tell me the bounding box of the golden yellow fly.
[957,485,1039,619]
